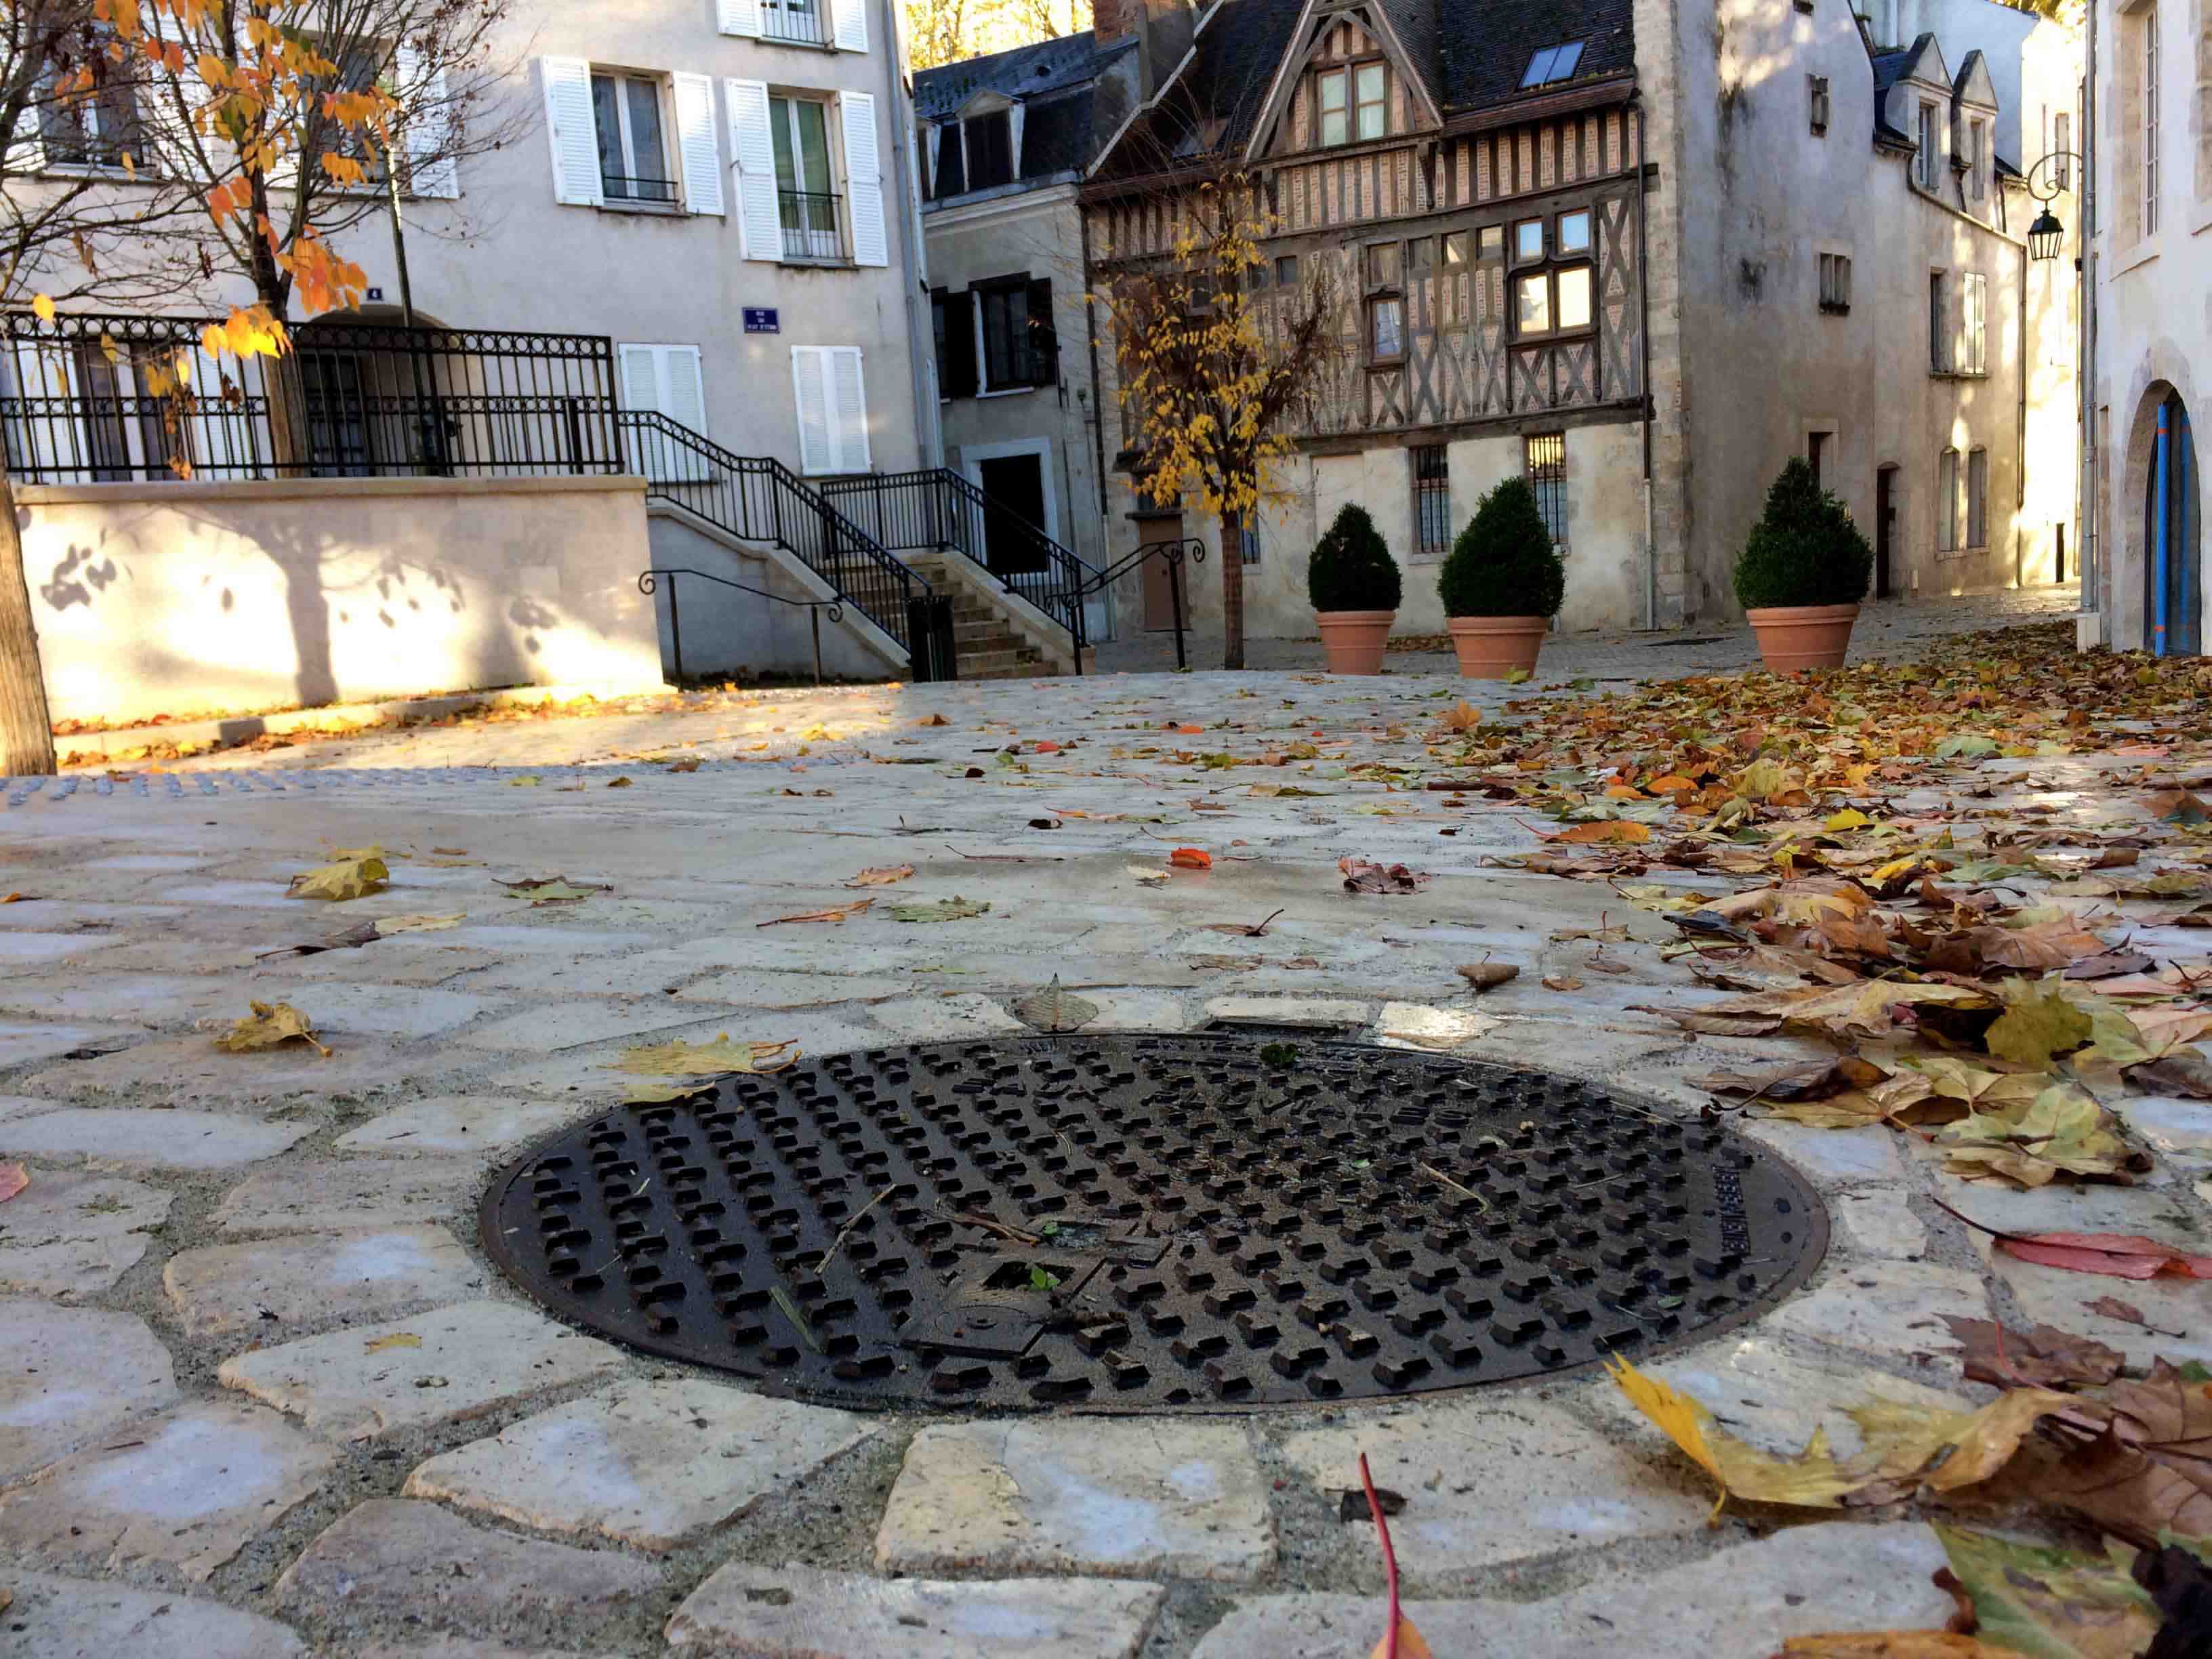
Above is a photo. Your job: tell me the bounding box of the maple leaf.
[1940,1316,2124,1390]
[1928,1526,2160,1659]
[1984,980,2095,1067]
[287,848,388,901]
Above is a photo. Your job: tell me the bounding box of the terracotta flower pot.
[1447,615,1548,679]
[1745,602,1860,672]
[1315,609,1395,675]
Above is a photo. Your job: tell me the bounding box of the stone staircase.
[904,554,1057,680]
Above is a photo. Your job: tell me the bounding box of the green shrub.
[1306,504,1403,612]
[1437,476,1565,617]
[1732,457,1874,609]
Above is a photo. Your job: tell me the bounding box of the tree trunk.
[1218,506,1245,671]
[0,464,56,775]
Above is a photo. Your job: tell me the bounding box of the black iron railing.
[618,409,930,666]
[0,311,621,483]
[639,567,848,685]
[603,173,679,205]
[822,466,1096,670]
[779,190,843,261]
[760,0,829,43]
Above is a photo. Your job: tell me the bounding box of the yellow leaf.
[215,1000,331,1058]
[1605,1355,1859,1522]
[1370,1616,1433,1659]
[1844,1388,2082,1491]
[1778,1637,2016,1657]
[1825,808,1872,832]
[363,1332,421,1352]
[287,850,388,901]
[613,1036,799,1099]
[30,293,56,322]
[373,913,464,936]
[1557,819,1651,844]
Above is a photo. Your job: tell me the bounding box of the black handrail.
[617,410,927,661]
[1076,537,1208,670]
[638,567,844,684]
[821,466,1097,672]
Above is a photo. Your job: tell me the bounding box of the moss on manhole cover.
[480,1033,1826,1411]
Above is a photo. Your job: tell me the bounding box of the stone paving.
[0,595,2192,1657]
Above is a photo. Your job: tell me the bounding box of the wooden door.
[1139,514,1185,631]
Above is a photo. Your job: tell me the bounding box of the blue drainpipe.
[2154,404,2172,657]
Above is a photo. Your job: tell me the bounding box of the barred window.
[1818,252,1851,312]
[1413,445,1450,560]
[1809,75,1830,135]
[1525,432,1568,548]
[1242,523,1262,564]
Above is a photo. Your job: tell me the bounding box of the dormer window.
[966,108,1014,188]
[1315,61,1387,147]
[1317,68,1349,145]
[1519,42,1584,89]
[1963,116,1985,201]
[1917,102,1940,188]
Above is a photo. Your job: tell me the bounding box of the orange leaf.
[1176,723,1205,735]
[1033,740,1061,754]
[0,1162,28,1203]
[1996,1231,2212,1280]
[1169,848,1213,869]
[1647,773,1698,792]
[1557,820,1652,844]
[1371,1617,1433,1659]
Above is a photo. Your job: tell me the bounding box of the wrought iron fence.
[779,190,844,261]
[0,311,621,484]
[760,0,828,44]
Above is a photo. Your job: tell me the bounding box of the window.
[1938,447,1961,549]
[772,96,838,259]
[2053,111,2071,188]
[761,0,827,45]
[966,108,1014,189]
[1809,75,1830,136]
[1242,523,1262,564]
[933,289,977,397]
[1520,42,1585,88]
[1807,430,1829,489]
[1514,219,1544,261]
[2143,1,2158,233]
[1413,445,1450,560]
[790,345,871,475]
[1556,210,1591,254]
[978,276,1056,390]
[39,40,141,170]
[1408,237,1434,276]
[1365,241,1399,288]
[1275,253,1300,287]
[1477,224,1505,261]
[1929,271,1950,371]
[1317,68,1349,146]
[1443,231,1469,268]
[1525,432,1568,549]
[1354,62,1387,142]
[1918,102,1940,189]
[1967,447,1988,547]
[1515,264,1591,337]
[1965,118,1986,201]
[1369,295,1404,359]
[593,72,674,203]
[1818,252,1851,312]
[934,121,966,194]
[1961,272,1986,374]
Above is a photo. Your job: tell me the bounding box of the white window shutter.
[829,348,871,472]
[839,94,888,268]
[725,79,783,262]
[831,0,869,52]
[719,0,764,35]
[791,348,834,474]
[540,57,603,207]
[620,344,709,480]
[395,47,460,199]
[665,346,707,432]
[672,73,724,216]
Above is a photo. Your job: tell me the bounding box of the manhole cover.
[480,1035,1826,1412]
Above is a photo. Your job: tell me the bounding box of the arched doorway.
[2147,391,2202,655]
[290,306,455,479]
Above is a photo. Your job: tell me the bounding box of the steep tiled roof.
[1435,0,1635,116]
[914,30,1134,123]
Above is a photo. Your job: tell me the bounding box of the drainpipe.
[2152,404,2171,654]
[2082,0,2100,617]
[1081,205,1110,521]
[1635,104,1656,631]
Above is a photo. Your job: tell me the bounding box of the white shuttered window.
[395,45,459,198]
[840,92,888,267]
[726,78,783,261]
[790,347,870,474]
[831,0,869,52]
[672,72,724,216]
[619,343,708,480]
[541,57,604,205]
[719,0,764,35]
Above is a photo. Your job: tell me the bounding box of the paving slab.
[0,1398,336,1580]
[28,1031,453,1108]
[1277,1395,1708,1576]
[336,1093,588,1156]
[163,1225,484,1337]
[666,1562,1166,1658]
[673,969,914,1007]
[1205,996,1369,1027]
[243,979,493,1037]
[875,1418,1275,1582]
[0,1567,306,1658]
[348,1647,621,1659]
[1189,1522,1954,1659]
[212,1156,478,1234]
[218,1299,625,1441]
[1739,1118,1909,1183]
[0,932,127,972]
[0,1167,171,1298]
[0,1298,178,1485]
[1761,1259,1990,1361]
[1980,1243,2212,1370]
[275,1497,661,1624]
[0,1107,312,1169]
[403,1378,871,1551]
[0,1021,134,1069]
[1828,1187,1931,1258]
[455,1002,731,1051]
[870,993,1027,1040]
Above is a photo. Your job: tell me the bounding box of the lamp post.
[2024,150,2085,260]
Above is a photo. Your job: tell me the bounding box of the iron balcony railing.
[779,190,843,261]
[823,466,1094,663]
[0,310,621,483]
[617,409,926,660]
[760,0,829,43]
[602,172,679,205]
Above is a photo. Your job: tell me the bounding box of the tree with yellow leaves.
[1095,171,1337,670]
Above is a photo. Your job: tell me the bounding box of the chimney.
[1094,0,1134,41]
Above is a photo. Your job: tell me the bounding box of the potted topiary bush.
[1306,504,1402,674]
[1734,457,1874,672]
[1437,476,1565,678]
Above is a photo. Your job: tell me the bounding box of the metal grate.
[480,1036,1827,1412]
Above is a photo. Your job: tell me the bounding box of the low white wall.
[643,512,895,682]
[18,474,663,726]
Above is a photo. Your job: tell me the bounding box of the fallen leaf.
[1438,699,1483,732]
[890,897,991,923]
[1995,1231,2212,1281]
[846,865,916,887]
[1932,1525,2160,1659]
[363,1332,422,1353]
[1556,819,1652,844]
[2087,1296,2159,1328]
[1340,857,1433,895]
[1127,865,1171,886]
[0,1163,26,1204]
[215,1001,331,1058]
[1605,1355,1860,1522]
[1985,981,2094,1068]
[502,876,611,905]
[606,776,632,789]
[1169,847,1213,869]
[1542,974,1585,992]
[373,914,464,936]
[1640,981,1993,1042]
[1457,963,1519,991]
[1776,1637,2018,1656]
[1937,1080,2136,1187]
[286,850,388,901]
[758,899,874,927]
[1940,1316,2125,1389]
[1845,1388,2088,1493]
[1012,977,1099,1033]
[613,1036,799,1100]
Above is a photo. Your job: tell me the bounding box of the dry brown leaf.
[1456,962,1518,990]
[373,913,464,936]
[1542,973,1585,992]
[1555,819,1651,844]
[845,865,916,887]
[757,898,874,927]
[287,850,388,901]
[1775,1637,2014,1658]
[0,1162,26,1204]
[215,1001,331,1058]
[1939,1316,2124,1390]
[1012,977,1099,1033]
[2030,1361,2212,1542]
[1341,858,1433,894]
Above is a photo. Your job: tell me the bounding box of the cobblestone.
[162,1225,485,1336]
[0,1299,177,1485]
[0,1107,312,1170]
[1,1568,306,1658]
[0,1168,171,1298]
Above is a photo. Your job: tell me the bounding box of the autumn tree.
[0,0,384,774]
[1095,172,1337,670]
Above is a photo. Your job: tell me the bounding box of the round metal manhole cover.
[480,1034,1828,1411]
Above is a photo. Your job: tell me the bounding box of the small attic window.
[1520,42,1585,89]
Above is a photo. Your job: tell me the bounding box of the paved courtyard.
[0,592,2200,1658]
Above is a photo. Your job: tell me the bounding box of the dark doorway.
[2056,523,2067,584]
[1138,513,1186,631]
[977,453,1048,579]
[1875,466,1898,599]
[2149,393,2202,656]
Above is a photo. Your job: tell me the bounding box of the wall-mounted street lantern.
[2025,151,2084,261]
